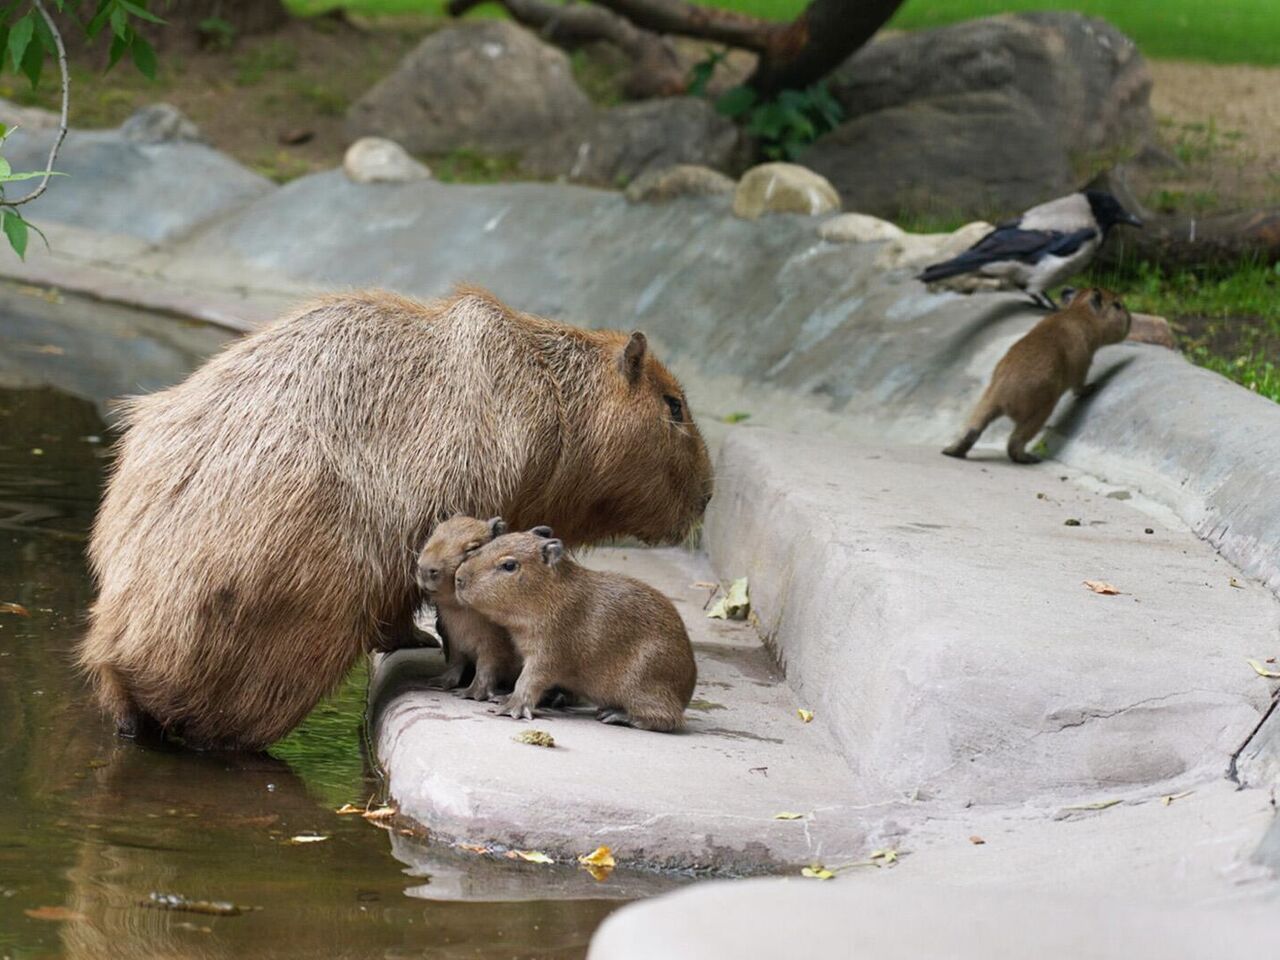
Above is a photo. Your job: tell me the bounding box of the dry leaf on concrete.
[287,834,329,844]
[513,729,556,748]
[797,708,814,723]
[508,850,554,864]
[1161,791,1194,806]
[801,865,834,880]
[968,835,986,845]
[457,842,489,855]
[869,849,899,866]
[1063,799,1121,811]
[774,812,805,820]
[578,846,616,868]
[1248,659,1280,679]
[707,577,749,620]
[1082,580,1120,595]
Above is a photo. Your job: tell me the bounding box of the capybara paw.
[1009,451,1042,465]
[499,697,536,721]
[458,680,497,702]
[596,708,631,726]
[941,444,968,459]
[1075,382,1099,399]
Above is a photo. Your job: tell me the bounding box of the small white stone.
[818,213,906,244]
[732,163,840,220]
[342,137,432,185]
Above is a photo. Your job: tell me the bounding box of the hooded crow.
[918,190,1143,308]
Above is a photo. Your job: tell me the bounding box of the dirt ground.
[1143,60,1280,214]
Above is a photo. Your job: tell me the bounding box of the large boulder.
[345,21,593,156]
[804,92,1074,218]
[805,12,1153,219]
[522,97,739,187]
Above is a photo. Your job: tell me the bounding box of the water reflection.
[0,293,624,959]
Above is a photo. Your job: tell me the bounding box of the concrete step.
[370,547,882,876]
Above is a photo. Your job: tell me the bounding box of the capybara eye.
[663,395,683,422]
[427,567,440,578]
[500,559,519,573]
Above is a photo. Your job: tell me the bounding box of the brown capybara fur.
[80,288,713,750]
[942,287,1132,464]
[415,515,522,702]
[455,529,697,732]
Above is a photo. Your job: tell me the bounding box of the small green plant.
[686,48,728,98]
[714,82,843,161]
[432,147,522,184]
[197,16,236,50]
[233,39,299,86]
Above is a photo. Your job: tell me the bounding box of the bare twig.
[9,0,70,208]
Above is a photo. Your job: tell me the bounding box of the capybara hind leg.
[943,400,1000,459]
[1007,410,1052,464]
[92,664,150,739]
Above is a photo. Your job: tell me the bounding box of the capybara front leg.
[499,662,552,721]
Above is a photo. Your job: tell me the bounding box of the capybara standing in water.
[415,515,522,701]
[80,288,713,750]
[455,529,697,731]
[942,287,1132,464]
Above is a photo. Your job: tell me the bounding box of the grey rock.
[120,103,203,145]
[803,91,1075,219]
[522,97,739,186]
[817,212,904,243]
[0,96,59,131]
[342,136,431,184]
[624,163,735,204]
[831,12,1152,159]
[807,12,1153,219]
[345,21,593,156]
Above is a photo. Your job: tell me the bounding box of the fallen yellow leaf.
[801,865,834,880]
[1247,659,1280,679]
[1161,791,1194,806]
[335,803,363,815]
[797,709,814,723]
[969,835,986,845]
[24,906,86,922]
[869,849,898,865]
[287,834,330,844]
[361,806,397,822]
[1,602,30,617]
[773,812,805,820]
[457,842,489,855]
[1083,580,1120,595]
[707,577,750,620]
[508,850,554,864]
[1063,799,1121,811]
[578,846,616,868]
[513,729,556,748]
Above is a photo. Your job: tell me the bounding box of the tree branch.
[448,0,686,98]
[9,0,69,208]
[585,0,773,51]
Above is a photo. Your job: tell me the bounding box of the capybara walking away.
[80,288,713,750]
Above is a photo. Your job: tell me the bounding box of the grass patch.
[1091,259,1280,401]
[288,0,1280,65]
[431,147,524,183]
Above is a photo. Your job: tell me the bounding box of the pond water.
[0,287,623,959]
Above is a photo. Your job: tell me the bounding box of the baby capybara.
[415,515,522,702]
[455,529,697,732]
[943,287,1132,464]
[80,288,712,749]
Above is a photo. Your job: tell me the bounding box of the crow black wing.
[918,226,1098,283]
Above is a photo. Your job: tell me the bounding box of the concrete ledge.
[705,429,1278,806]
[371,547,886,874]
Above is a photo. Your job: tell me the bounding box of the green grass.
[1092,259,1280,402]
[286,0,1280,65]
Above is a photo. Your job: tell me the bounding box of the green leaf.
[714,85,756,119]
[119,0,165,24]
[3,209,29,259]
[107,30,129,71]
[86,2,114,39]
[130,34,156,79]
[8,12,34,73]
[0,170,65,182]
[20,33,42,88]
[110,5,128,38]
[0,157,9,179]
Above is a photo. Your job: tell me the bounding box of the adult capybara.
[79,288,713,750]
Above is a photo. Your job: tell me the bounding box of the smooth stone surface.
[342,136,432,184]
[344,21,592,156]
[817,212,904,243]
[120,103,203,145]
[706,429,1277,806]
[732,163,840,220]
[1,127,273,245]
[1127,311,1176,348]
[372,546,878,874]
[522,98,739,187]
[589,874,1280,960]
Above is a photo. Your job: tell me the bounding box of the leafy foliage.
[0,0,164,257]
[713,79,843,161]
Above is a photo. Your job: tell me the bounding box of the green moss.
[431,147,524,183]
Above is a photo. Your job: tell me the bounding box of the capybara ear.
[540,539,564,566]
[487,517,507,538]
[530,525,553,538]
[619,331,647,384]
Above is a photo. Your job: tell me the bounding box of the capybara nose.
[700,492,713,513]
[454,574,467,592]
